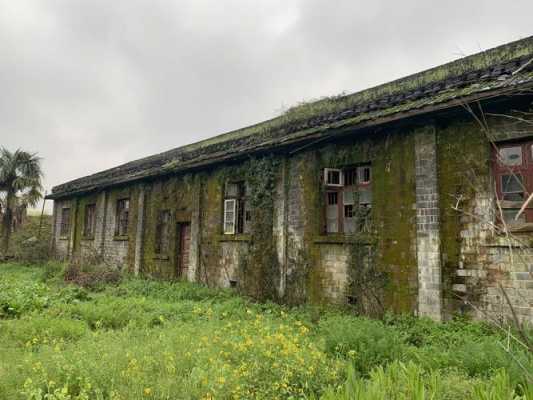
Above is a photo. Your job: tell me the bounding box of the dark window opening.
[347,295,357,305]
[60,208,70,237]
[229,280,238,288]
[115,199,130,236]
[155,210,171,254]
[83,204,96,238]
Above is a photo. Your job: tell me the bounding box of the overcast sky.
[1,1,532,213]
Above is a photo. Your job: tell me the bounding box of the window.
[83,204,96,238]
[60,208,70,237]
[115,199,130,236]
[324,165,372,234]
[155,210,171,254]
[324,168,343,186]
[494,142,533,226]
[223,181,250,235]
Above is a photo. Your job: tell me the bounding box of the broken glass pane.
[502,209,526,225]
[501,174,524,201]
[499,146,522,166]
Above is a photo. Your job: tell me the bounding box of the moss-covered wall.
[141,174,196,279]
[436,118,490,316]
[293,129,417,312]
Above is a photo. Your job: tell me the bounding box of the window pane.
[226,183,239,198]
[358,166,371,184]
[499,146,522,166]
[327,192,338,205]
[502,209,526,225]
[344,169,357,186]
[359,189,372,206]
[327,170,341,185]
[326,203,338,233]
[501,174,524,201]
[343,190,355,205]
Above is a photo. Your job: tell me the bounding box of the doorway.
[176,222,191,279]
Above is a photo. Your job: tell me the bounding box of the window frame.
[155,209,171,255]
[223,181,249,235]
[323,165,372,235]
[60,207,71,238]
[223,199,237,235]
[83,203,97,239]
[114,198,130,237]
[493,141,533,227]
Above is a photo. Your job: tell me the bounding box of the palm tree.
[0,148,43,255]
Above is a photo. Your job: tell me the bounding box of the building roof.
[48,35,533,200]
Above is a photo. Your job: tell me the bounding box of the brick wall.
[415,126,443,321]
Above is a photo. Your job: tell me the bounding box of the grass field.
[0,263,531,399]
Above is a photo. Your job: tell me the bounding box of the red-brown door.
[177,223,191,278]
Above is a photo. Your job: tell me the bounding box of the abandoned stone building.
[48,36,533,322]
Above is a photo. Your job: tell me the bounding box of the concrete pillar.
[134,186,146,276]
[188,178,201,282]
[415,126,443,321]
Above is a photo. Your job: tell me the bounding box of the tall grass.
[0,263,531,399]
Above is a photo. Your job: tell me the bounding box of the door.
[176,223,191,278]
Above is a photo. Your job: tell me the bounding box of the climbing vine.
[242,155,281,301]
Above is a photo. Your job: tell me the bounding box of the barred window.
[323,165,372,234]
[155,210,171,254]
[60,208,70,237]
[83,204,96,238]
[115,199,130,236]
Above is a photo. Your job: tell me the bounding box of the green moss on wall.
[372,131,417,313]
[437,118,490,315]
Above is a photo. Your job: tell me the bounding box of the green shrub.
[319,315,407,374]
[64,262,121,290]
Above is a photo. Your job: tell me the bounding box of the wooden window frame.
[60,207,71,238]
[493,141,533,227]
[83,204,96,239]
[114,198,130,237]
[323,165,372,234]
[223,181,249,235]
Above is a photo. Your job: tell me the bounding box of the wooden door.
[177,223,191,278]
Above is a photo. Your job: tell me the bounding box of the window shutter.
[223,199,237,234]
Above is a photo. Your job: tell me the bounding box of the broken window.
[155,210,171,254]
[223,181,250,235]
[494,142,533,227]
[60,207,70,237]
[115,199,130,236]
[83,204,96,238]
[323,165,372,234]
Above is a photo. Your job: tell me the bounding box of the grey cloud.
[0,0,531,213]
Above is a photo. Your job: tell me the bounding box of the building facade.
[48,37,533,322]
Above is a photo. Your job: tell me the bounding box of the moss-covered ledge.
[217,234,252,243]
[113,235,129,242]
[313,234,375,245]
